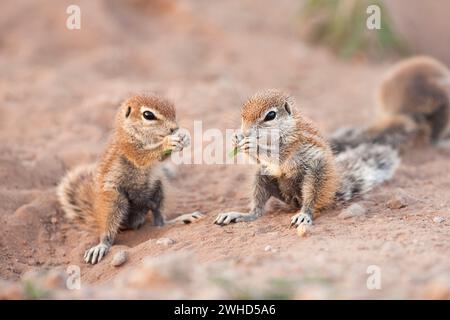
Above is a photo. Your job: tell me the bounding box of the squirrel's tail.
[57,164,97,229]
[330,70,450,153]
[334,143,400,202]
[328,116,419,154]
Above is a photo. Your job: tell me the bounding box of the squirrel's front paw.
[165,132,190,153]
[290,212,312,227]
[237,136,258,155]
[232,132,245,148]
[163,132,190,153]
[84,243,110,264]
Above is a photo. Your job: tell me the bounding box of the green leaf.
[229,147,240,158]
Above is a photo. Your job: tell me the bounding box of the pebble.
[387,190,410,209]
[264,245,278,252]
[433,216,446,223]
[297,224,312,237]
[111,250,128,267]
[51,217,58,224]
[156,238,175,246]
[338,203,367,219]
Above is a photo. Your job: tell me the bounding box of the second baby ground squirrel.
[330,56,450,153]
[58,94,203,264]
[215,89,399,227]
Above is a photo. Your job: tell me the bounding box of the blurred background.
[1,0,449,139]
[1,0,450,299]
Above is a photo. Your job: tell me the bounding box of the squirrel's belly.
[122,178,162,206]
[277,176,303,209]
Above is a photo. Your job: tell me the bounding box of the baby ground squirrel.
[330,56,450,153]
[58,94,203,264]
[215,89,399,227]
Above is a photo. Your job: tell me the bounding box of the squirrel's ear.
[284,102,292,115]
[125,106,131,118]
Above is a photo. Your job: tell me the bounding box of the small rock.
[387,190,410,209]
[338,203,367,219]
[111,250,128,267]
[264,245,272,252]
[433,216,446,223]
[50,217,58,224]
[156,238,175,246]
[297,224,312,237]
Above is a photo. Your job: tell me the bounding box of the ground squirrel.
[330,56,450,153]
[215,89,399,227]
[58,94,203,264]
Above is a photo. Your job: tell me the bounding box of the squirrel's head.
[118,94,178,144]
[240,89,296,139]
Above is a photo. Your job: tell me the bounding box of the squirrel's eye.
[264,111,276,122]
[143,110,156,120]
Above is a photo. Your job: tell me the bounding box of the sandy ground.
[0,0,449,299]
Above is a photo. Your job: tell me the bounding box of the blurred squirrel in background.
[330,56,450,153]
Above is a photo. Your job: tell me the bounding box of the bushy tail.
[334,143,400,202]
[329,120,417,154]
[57,164,97,229]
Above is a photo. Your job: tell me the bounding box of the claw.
[168,132,190,152]
[97,247,106,263]
[92,249,99,264]
[214,212,249,226]
[84,249,91,263]
[170,211,205,225]
[290,212,313,227]
[84,243,110,264]
[232,132,244,147]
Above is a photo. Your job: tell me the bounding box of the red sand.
[0,0,449,299]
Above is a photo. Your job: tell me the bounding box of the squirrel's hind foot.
[214,211,258,225]
[166,211,205,225]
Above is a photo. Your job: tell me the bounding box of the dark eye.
[143,110,156,120]
[264,111,276,121]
